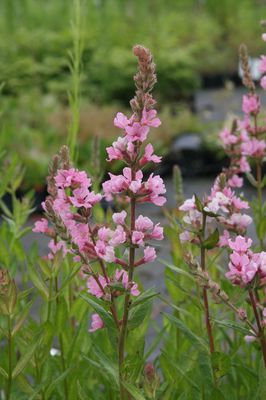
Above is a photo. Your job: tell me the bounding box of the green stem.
[118,190,136,400]
[55,277,69,399]
[248,289,266,368]
[6,314,12,400]
[200,213,215,354]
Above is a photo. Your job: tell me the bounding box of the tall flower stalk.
[33,45,166,397]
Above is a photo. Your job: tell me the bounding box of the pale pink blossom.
[95,240,115,263]
[125,122,149,142]
[242,95,260,115]
[112,210,127,225]
[135,215,153,231]
[48,239,68,260]
[143,246,156,263]
[228,175,243,188]
[179,196,196,211]
[260,76,266,90]
[87,275,108,298]
[115,269,140,296]
[141,109,161,128]
[219,230,230,247]
[33,218,49,234]
[259,55,266,73]
[228,236,252,253]
[89,314,104,332]
[114,112,130,129]
[140,144,161,165]
[132,231,145,246]
[241,138,266,158]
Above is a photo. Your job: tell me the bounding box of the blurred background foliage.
[0,0,265,189]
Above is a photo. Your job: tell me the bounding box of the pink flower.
[106,137,135,162]
[141,109,161,128]
[179,197,195,211]
[219,230,230,247]
[55,169,91,189]
[115,269,140,296]
[112,210,127,225]
[242,95,260,115]
[241,138,266,158]
[114,112,130,129]
[125,122,149,142]
[259,55,266,74]
[228,175,243,188]
[262,33,266,42]
[69,188,102,208]
[33,218,49,234]
[95,240,115,263]
[87,275,108,298]
[244,335,256,343]
[227,213,252,230]
[132,231,145,246]
[48,240,68,260]
[140,144,161,165]
[239,156,251,173]
[151,224,164,240]
[143,246,156,263]
[228,236,252,252]
[109,226,126,246]
[179,230,192,243]
[144,174,166,206]
[219,128,238,147]
[89,314,104,332]
[260,76,266,90]
[135,215,153,231]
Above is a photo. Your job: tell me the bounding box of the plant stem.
[118,185,136,399]
[6,314,12,400]
[248,289,266,367]
[55,277,69,399]
[200,212,215,354]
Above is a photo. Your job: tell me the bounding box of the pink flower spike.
[87,275,107,298]
[89,314,104,332]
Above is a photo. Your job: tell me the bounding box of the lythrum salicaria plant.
[33,45,165,398]
[177,31,266,374]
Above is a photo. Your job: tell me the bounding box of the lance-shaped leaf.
[202,228,219,250]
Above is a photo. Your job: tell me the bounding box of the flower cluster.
[179,173,251,245]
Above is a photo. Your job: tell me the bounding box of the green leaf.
[198,351,214,395]
[194,194,203,212]
[80,294,116,333]
[122,381,146,400]
[128,300,152,330]
[12,300,33,336]
[83,345,119,388]
[213,319,252,335]
[164,313,208,351]
[211,351,231,379]
[28,263,49,300]
[202,228,219,249]
[259,358,266,399]
[12,339,39,378]
[131,287,159,308]
[46,366,74,398]
[246,172,258,188]
[55,296,68,334]
[0,365,8,379]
